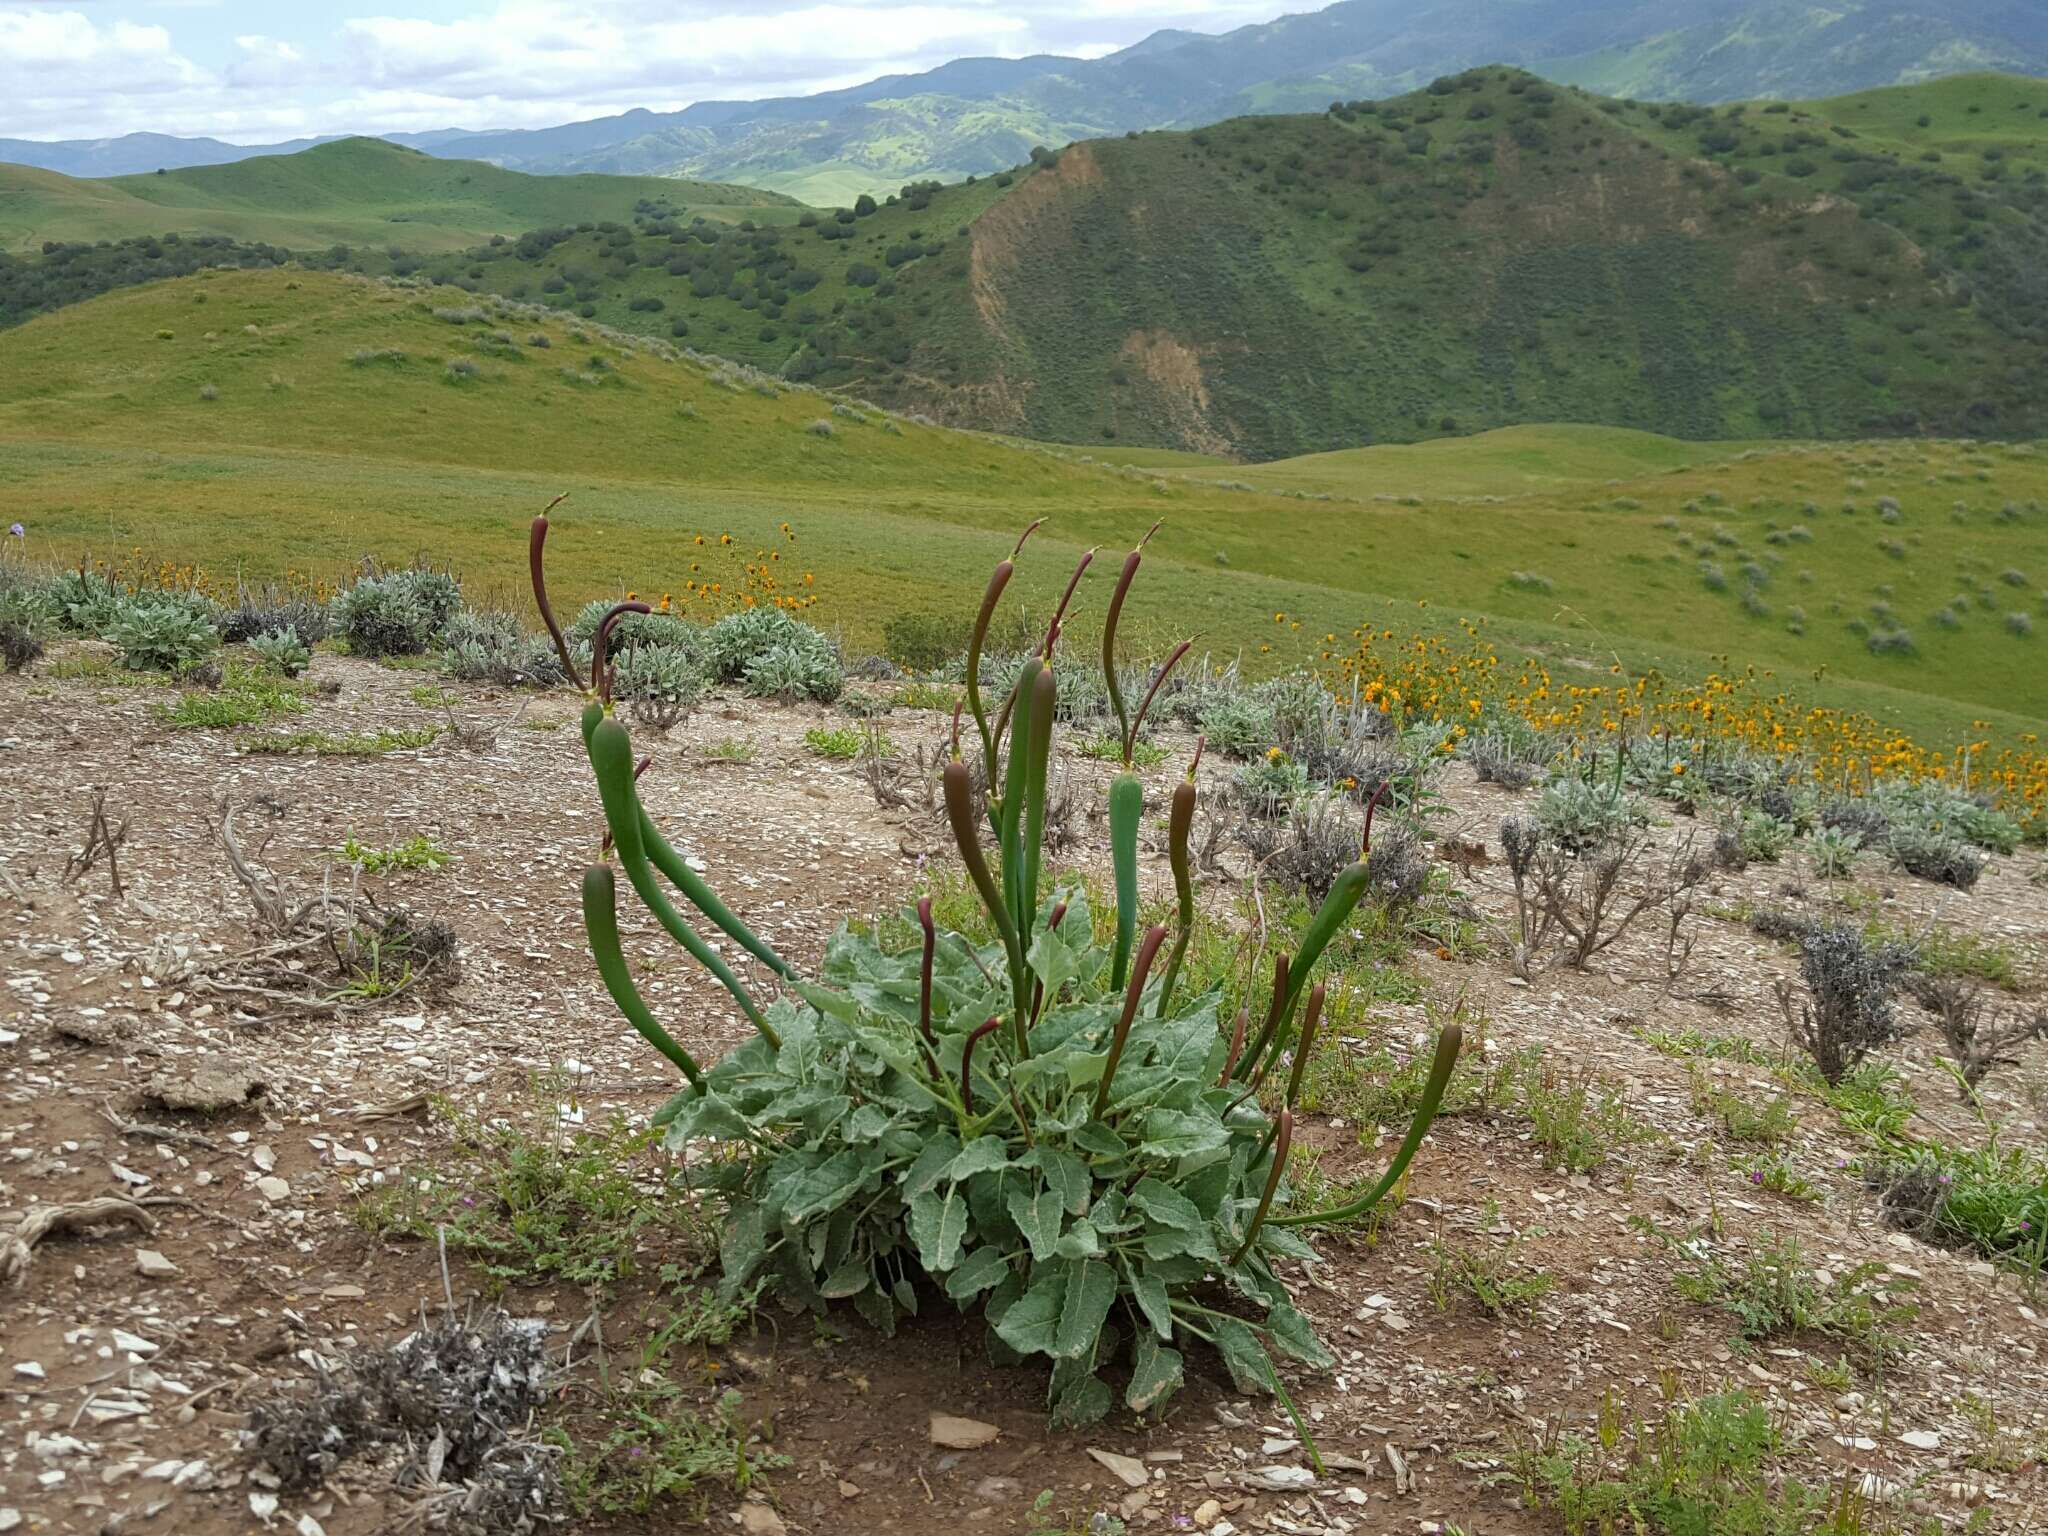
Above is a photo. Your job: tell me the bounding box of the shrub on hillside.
[1777,925,1915,1086]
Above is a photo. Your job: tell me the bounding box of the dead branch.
[62,789,129,899]
[3,1198,156,1287]
[101,1099,221,1151]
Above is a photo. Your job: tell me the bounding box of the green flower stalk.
[586,713,779,1048]
[1271,1025,1463,1230]
[580,864,704,1092]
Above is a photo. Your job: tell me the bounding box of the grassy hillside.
[371,69,2048,459]
[2,271,2043,749]
[0,138,800,256]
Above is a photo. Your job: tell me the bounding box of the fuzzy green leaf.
[1129,1263,1173,1340]
[718,1205,768,1292]
[821,1257,872,1299]
[1052,1259,1117,1361]
[1137,1109,1231,1162]
[910,1187,968,1274]
[1053,1220,1105,1261]
[944,1246,1011,1301]
[947,1136,1013,1183]
[1127,1330,1185,1415]
[1265,1300,1335,1369]
[782,1148,875,1223]
[1128,1176,1206,1234]
[994,1267,1066,1356]
[1210,1315,1274,1396]
[900,1133,962,1201]
[1007,1183,1065,1263]
[1049,1370,1112,1429]
[1030,1143,1093,1216]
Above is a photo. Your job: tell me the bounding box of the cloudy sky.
[2,0,1303,143]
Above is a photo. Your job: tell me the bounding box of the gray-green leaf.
[943,1246,1011,1301]
[993,1267,1066,1356]
[1126,1330,1185,1414]
[1051,1259,1116,1361]
[1007,1184,1064,1263]
[946,1136,1013,1184]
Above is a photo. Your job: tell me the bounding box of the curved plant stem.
[1231,1108,1292,1264]
[1232,951,1292,1085]
[1040,548,1095,661]
[591,600,651,705]
[1269,1024,1463,1228]
[638,807,794,980]
[1019,663,1057,988]
[587,714,779,1047]
[528,501,583,692]
[1218,1008,1249,1086]
[961,1016,1003,1116]
[1156,738,1203,1013]
[943,759,1025,1020]
[1093,924,1168,1121]
[917,896,937,1051]
[1256,984,1324,1160]
[581,864,704,1092]
[965,521,1040,782]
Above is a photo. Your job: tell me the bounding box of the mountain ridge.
[2,1,2043,200]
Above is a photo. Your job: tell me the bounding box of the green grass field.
[0,138,800,255]
[4,270,2044,749]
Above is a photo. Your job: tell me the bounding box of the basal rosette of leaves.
[530,510,1460,1441]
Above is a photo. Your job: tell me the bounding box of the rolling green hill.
[371,69,2048,459]
[0,138,800,256]
[1,270,2043,749]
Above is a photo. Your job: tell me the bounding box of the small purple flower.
[6,523,22,539]
[1751,1170,1764,1185]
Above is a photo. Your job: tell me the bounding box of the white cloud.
[0,1,1297,143]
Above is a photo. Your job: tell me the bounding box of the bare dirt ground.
[4,647,2047,1536]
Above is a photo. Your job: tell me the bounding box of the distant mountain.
[0,131,342,178]
[2,1,2044,203]
[0,138,798,257]
[276,0,2048,202]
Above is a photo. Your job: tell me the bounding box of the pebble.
[256,1175,292,1201]
[0,1508,19,1532]
[136,1248,178,1278]
[11,1361,44,1381]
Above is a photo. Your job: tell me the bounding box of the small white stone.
[136,1248,178,1278]
[11,1361,44,1381]
[256,1175,291,1201]
[112,1329,160,1356]
[1898,1429,1941,1451]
